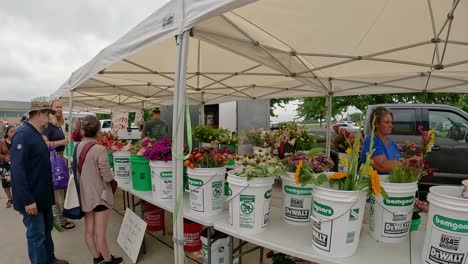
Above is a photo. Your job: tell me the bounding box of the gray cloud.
[0,0,167,101]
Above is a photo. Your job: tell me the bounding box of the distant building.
[0,100,31,125]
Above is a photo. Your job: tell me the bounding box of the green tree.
[270,98,293,117]
[297,93,461,123]
[350,112,362,122]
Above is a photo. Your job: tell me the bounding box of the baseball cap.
[29,100,55,115]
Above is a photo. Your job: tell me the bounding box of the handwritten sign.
[117,209,147,263]
[112,111,129,139]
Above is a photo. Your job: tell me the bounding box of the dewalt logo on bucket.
[383,196,414,207]
[433,215,468,233]
[429,246,465,264]
[313,201,334,217]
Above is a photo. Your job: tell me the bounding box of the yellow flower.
[294,160,303,185]
[329,172,347,180]
[345,148,353,156]
[371,170,381,196]
[339,155,349,167]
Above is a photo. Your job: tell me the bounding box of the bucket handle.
[372,198,414,218]
[311,196,359,224]
[190,172,219,192]
[225,184,251,203]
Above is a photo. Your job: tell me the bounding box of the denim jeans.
[21,208,56,264]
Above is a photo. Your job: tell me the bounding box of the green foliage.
[388,161,424,183]
[192,125,219,143]
[270,98,293,117]
[217,128,240,145]
[96,113,111,120]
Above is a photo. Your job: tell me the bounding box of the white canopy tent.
[51,0,468,263]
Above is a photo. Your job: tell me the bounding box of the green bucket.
[219,144,237,166]
[107,151,114,167]
[410,214,421,232]
[131,154,151,191]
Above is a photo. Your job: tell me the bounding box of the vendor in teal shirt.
[360,106,421,174]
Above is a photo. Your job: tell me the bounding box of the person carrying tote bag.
[75,115,123,264]
[42,99,75,230]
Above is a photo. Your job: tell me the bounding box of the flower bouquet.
[277,122,316,153]
[234,152,286,180]
[330,124,357,153]
[144,138,172,161]
[98,132,129,152]
[184,146,234,169]
[217,128,240,146]
[242,128,277,154]
[193,125,219,146]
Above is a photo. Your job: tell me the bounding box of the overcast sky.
[0,0,168,102]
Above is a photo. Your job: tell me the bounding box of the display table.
[117,180,227,264]
[214,206,414,264]
[118,179,423,264]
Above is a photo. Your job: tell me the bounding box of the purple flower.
[144,137,172,161]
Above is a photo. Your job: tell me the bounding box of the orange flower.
[371,170,381,196]
[329,172,347,180]
[294,160,303,185]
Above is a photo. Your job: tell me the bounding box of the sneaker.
[99,255,123,264]
[54,259,70,264]
[93,255,104,264]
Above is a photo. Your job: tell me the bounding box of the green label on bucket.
[284,185,312,196]
[264,189,272,199]
[188,177,203,187]
[383,196,414,207]
[349,208,359,221]
[240,194,255,203]
[433,215,468,233]
[160,171,172,178]
[313,201,334,217]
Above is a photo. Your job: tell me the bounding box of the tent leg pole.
[172,30,190,264]
[68,91,74,163]
[326,94,333,156]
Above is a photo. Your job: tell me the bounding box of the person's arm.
[141,123,148,138]
[97,146,114,182]
[10,132,36,209]
[42,127,69,148]
[371,154,400,173]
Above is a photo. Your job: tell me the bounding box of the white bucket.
[150,160,173,201]
[369,181,417,243]
[338,153,349,172]
[187,167,226,216]
[281,172,313,225]
[113,151,131,184]
[311,185,366,257]
[227,171,274,234]
[421,185,468,264]
[201,233,230,264]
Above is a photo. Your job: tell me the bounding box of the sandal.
[6,200,12,208]
[61,222,75,230]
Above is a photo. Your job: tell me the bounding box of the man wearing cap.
[10,100,69,264]
[141,107,168,140]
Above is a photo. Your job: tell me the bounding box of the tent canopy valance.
[52,0,468,112]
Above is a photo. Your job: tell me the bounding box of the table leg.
[131,195,135,211]
[122,190,126,211]
[259,247,264,262]
[162,210,166,236]
[207,227,212,264]
[238,239,243,264]
[141,200,147,254]
[229,236,234,264]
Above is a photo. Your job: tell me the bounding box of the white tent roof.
[52,0,468,111]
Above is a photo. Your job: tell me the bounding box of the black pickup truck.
[364,104,468,198]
